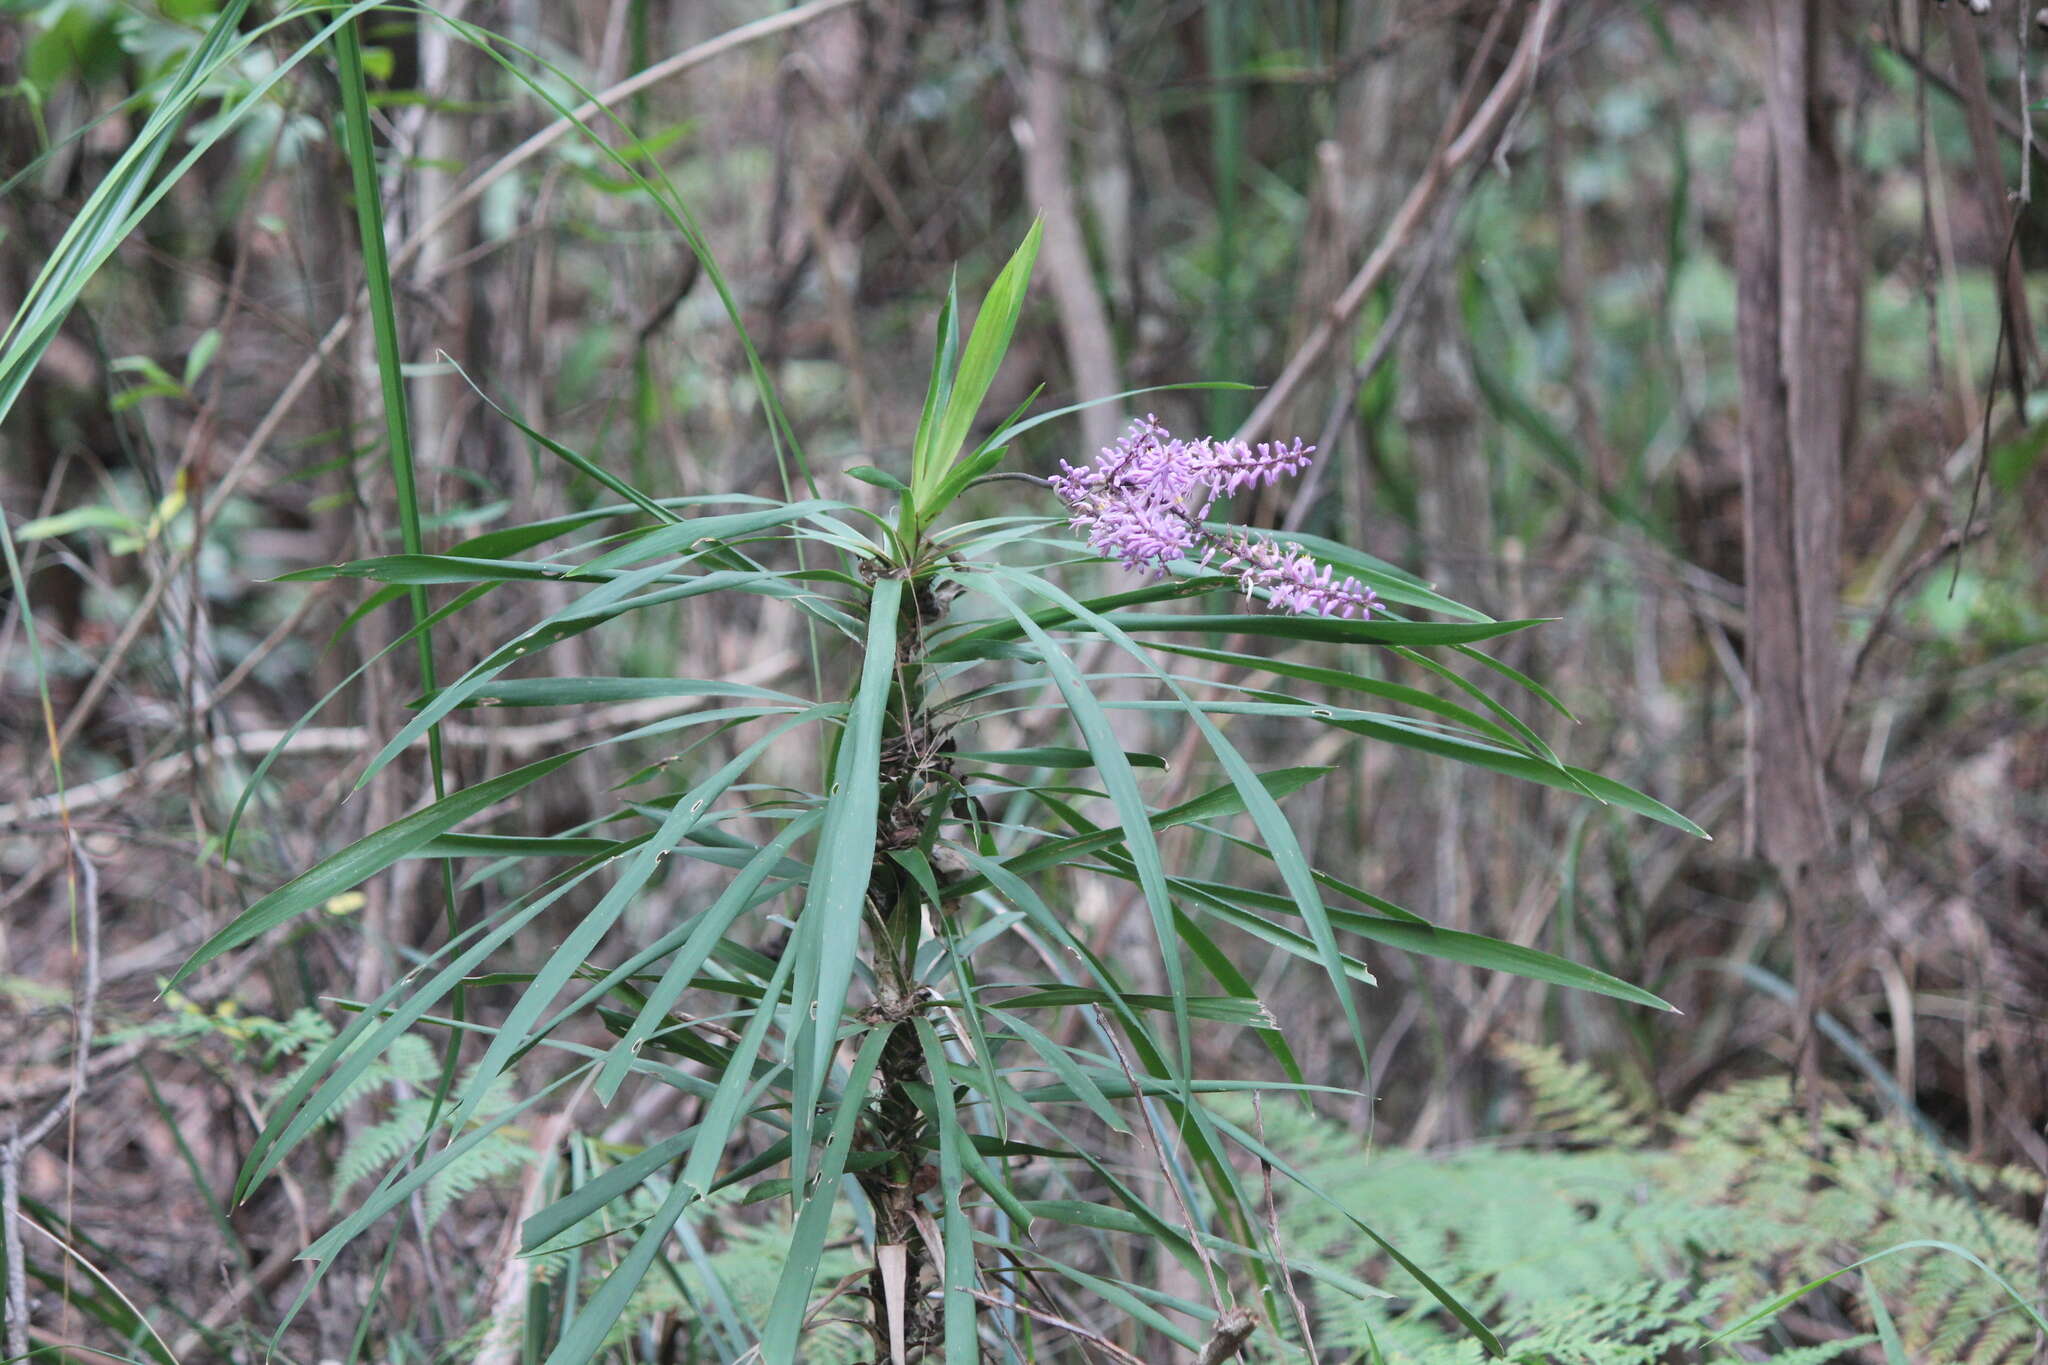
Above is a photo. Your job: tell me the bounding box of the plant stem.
[853,562,957,1357]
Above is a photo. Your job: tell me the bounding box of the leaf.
[979,579,1196,1086]
[571,500,848,577]
[1201,524,1493,623]
[1147,640,1533,754]
[523,1127,698,1254]
[1101,697,1706,837]
[447,708,833,1136]
[166,753,578,990]
[1708,1240,2048,1346]
[1175,878,1672,1012]
[183,327,222,387]
[787,577,903,1194]
[1202,1111,1505,1356]
[415,675,807,709]
[1085,612,1547,646]
[846,464,910,493]
[992,568,1372,1073]
[675,917,805,1201]
[991,986,1273,1027]
[913,220,1042,513]
[760,1024,895,1365]
[912,1019,981,1363]
[598,810,821,1103]
[17,505,139,541]
[953,745,1168,771]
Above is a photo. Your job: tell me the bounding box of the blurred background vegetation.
[1,1,2043,1361]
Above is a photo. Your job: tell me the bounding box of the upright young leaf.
[911,221,1043,514]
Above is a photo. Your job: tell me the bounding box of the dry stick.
[5,650,794,827]
[1228,0,1561,447]
[1952,214,2020,598]
[1878,30,2048,170]
[963,1291,1149,1365]
[1942,4,2038,393]
[38,0,861,768]
[1092,1008,1223,1312]
[1251,1093,1318,1361]
[1284,167,1471,535]
[408,0,864,291]
[3,836,99,1360]
[2020,0,2035,206]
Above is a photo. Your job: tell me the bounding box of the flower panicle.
[1050,415,1379,619]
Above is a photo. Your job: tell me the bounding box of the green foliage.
[1253,1044,2044,1364]
[132,996,536,1232]
[328,1062,532,1231]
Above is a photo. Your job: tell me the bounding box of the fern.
[137,997,536,1232]
[329,1065,534,1227]
[1249,1047,2042,1363]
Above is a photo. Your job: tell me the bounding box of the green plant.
[1252,1043,2046,1364]
[4,8,1703,1363]
[150,192,1708,1361]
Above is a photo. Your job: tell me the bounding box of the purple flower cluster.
[1050,416,1379,619]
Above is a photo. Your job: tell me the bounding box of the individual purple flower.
[1050,416,1378,619]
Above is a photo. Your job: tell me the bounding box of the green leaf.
[17,505,139,541]
[447,708,833,1135]
[1709,1240,2048,1345]
[1177,878,1672,1012]
[540,1171,698,1365]
[992,1014,1127,1133]
[1101,698,1705,837]
[993,568,1372,1073]
[414,675,808,709]
[788,577,903,1192]
[597,811,820,1103]
[954,745,1167,771]
[846,464,910,493]
[760,1024,895,1365]
[676,916,806,1201]
[979,579,1195,1086]
[991,986,1273,1027]
[1203,1111,1505,1355]
[1148,640,1537,758]
[353,565,777,790]
[1245,526,1492,622]
[523,1127,698,1254]
[1086,612,1546,646]
[166,753,577,990]
[571,500,848,577]
[912,1019,981,1363]
[913,220,1042,513]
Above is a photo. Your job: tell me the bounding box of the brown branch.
[1230,0,1563,445]
[1014,0,1122,456]
[3,836,99,1359]
[1194,1308,1258,1365]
